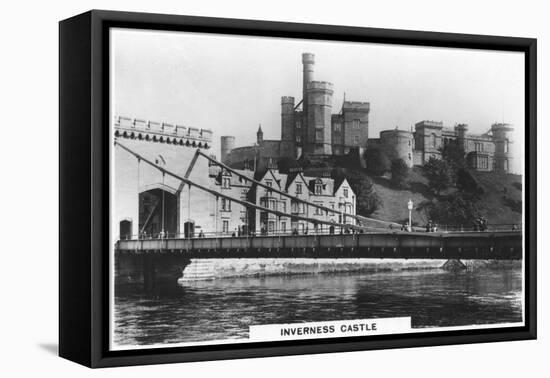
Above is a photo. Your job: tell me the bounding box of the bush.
[364,147,391,176]
[390,159,409,188]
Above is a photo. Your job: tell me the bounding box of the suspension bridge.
[113,140,522,290]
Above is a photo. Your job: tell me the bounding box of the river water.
[113,266,523,347]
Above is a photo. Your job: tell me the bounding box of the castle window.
[353,119,360,129]
[354,135,359,145]
[504,139,509,153]
[296,120,301,129]
[316,129,323,142]
[431,133,437,148]
[334,123,341,132]
[296,135,301,143]
[408,153,412,160]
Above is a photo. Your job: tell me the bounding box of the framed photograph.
[59,10,536,368]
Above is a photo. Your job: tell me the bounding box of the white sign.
[249,317,412,341]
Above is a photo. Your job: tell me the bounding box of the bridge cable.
[115,141,365,231]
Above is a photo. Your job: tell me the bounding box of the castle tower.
[220,135,235,163]
[491,123,514,172]
[256,124,264,145]
[455,123,468,151]
[380,129,414,168]
[280,96,296,158]
[302,53,315,149]
[305,81,334,156]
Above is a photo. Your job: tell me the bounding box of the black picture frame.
[59,9,537,368]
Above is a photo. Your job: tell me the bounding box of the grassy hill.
[365,168,522,228]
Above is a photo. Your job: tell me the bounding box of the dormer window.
[315,183,322,195]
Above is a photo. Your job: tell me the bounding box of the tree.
[364,147,390,176]
[422,156,453,195]
[390,159,409,188]
[456,168,483,196]
[334,169,383,216]
[440,141,466,171]
[419,193,481,226]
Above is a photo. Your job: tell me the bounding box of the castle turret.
[220,136,235,163]
[280,96,296,158]
[491,123,514,172]
[455,123,468,151]
[306,81,333,156]
[380,129,414,168]
[256,124,264,145]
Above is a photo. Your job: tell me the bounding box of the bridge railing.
[117,223,523,242]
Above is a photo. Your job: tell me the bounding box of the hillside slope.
[364,168,522,228]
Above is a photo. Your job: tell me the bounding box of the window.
[315,129,323,142]
[222,220,229,234]
[353,119,360,129]
[334,122,341,132]
[296,183,302,194]
[221,198,231,211]
[296,120,301,129]
[281,222,286,233]
[281,202,287,214]
[431,133,437,148]
[269,199,276,210]
[315,183,322,195]
[291,201,298,213]
[268,221,275,233]
[343,188,349,198]
[266,180,273,195]
[296,135,301,143]
[408,153,412,160]
[314,202,323,215]
[504,139,509,153]
[354,135,359,145]
[222,177,230,188]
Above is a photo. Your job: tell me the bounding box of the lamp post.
[407,199,413,232]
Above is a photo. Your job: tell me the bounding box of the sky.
[111,28,525,173]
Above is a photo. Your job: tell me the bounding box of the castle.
[221,53,514,173]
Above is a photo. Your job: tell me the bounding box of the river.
[113,265,523,347]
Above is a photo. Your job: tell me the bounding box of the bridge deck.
[115,231,522,260]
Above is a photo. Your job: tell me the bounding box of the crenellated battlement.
[114,116,212,148]
[281,96,295,104]
[343,101,370,111]
[306,81,334,92]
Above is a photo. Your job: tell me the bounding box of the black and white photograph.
[110,27,526,350]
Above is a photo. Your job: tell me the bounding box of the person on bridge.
[198,230,204,238]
